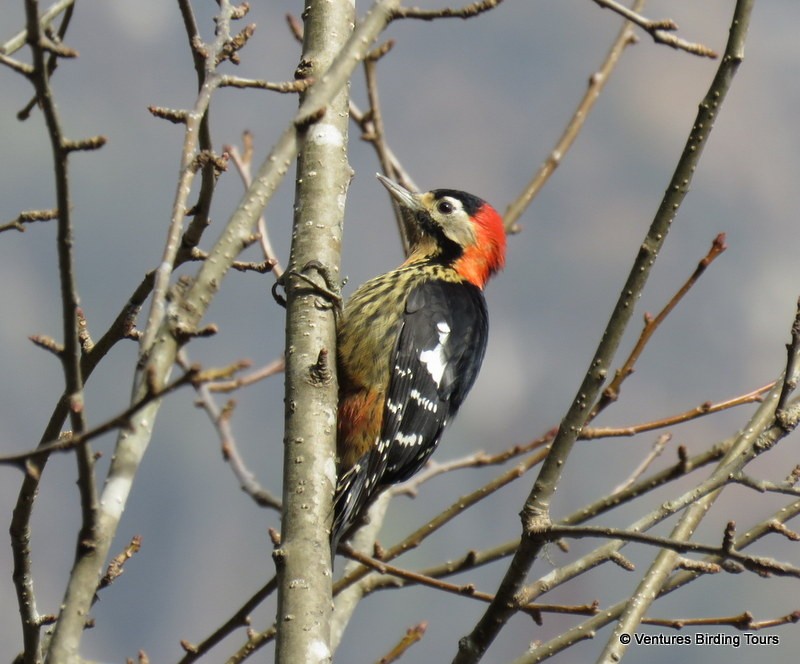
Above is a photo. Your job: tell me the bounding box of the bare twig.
[342,546,597,621]
[730,471,800,498]
[598,287,794,659]
[504,0,642,231]
[140,0,242,353]
[361,50,417,254]
[594,233,728,416]
[583,380,774,439]
[223,132,285,278]
[592,0,718,57]
[224,625,278,664]
[389,428,557,499]
[375,622,428,664]
[207,355,285,392]
[176,577,278,664]
[363,440,727,598]
[0,0,75,56]
[777,296,800,414]
[335,449,548,595]
[0,51,33,74]
[0,367,199,467]
[219,75,312,93]
[98,535,142,591]
[350,99,418,192]
[454,3,753,660]
[178,350,282,511]
[390,0,504,21]
[12,2,95,659]
[612,433,671,493]
[644,609,800,630]
[519,498,800,663]
[548,524,800,578]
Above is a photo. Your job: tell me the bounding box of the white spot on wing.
[410,389,438,412]
[394,432,420,446]
[419,321,451,387]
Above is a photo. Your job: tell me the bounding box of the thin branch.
[178,351,282,511]
[564,441,729,527]
[98,535,142,591]
[517,498,800,664]
[592,0,718,58]
[644,609,800,631]
[334,449,548,595]
[548,524,800,578]
[583,380,773,439]
[389,0,504,21]
[391,429,557,497]
[0,0,75,56]
[593,233,728,416]
[730,471,800,498]
[0,367,199,467]
[777,295,800,414]
[362,46,416,254]
[350,99,418,193]
[454,4,753,658]
[223,132,285,278]
[207,356,285,392]
[391,451,507,497]
[342,546,597,621]
[224,626,277,664]
[219,75,312,93]
[176,577,278,664]
[363,439,727,597]
[16,1,95,659]
[612,433,671,493]
[139,0,240,353]
[600,297,794,658]
[504,0,641,231]
[375,622,428,664]
[0,51,33,74]
[15,1,76,121]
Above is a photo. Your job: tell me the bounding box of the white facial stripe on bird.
[418,321,451,388]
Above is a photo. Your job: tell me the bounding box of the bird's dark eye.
[437,200,455,214]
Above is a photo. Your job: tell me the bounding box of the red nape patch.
[454,203,506,288]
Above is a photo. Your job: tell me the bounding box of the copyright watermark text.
[618,632,780,648]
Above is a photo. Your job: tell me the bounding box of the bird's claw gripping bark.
[272,259,343,316]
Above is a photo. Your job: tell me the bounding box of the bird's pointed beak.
[376,173,424,212]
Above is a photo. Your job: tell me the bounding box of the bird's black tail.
[330,459,373,560]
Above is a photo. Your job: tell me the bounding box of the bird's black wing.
[331,280,488,551]
[370,279,488,487]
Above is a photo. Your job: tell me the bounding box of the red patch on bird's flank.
[338,389,384,468]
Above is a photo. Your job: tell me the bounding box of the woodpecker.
[331,174,506,554]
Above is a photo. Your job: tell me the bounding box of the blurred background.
[1,1,799,662]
